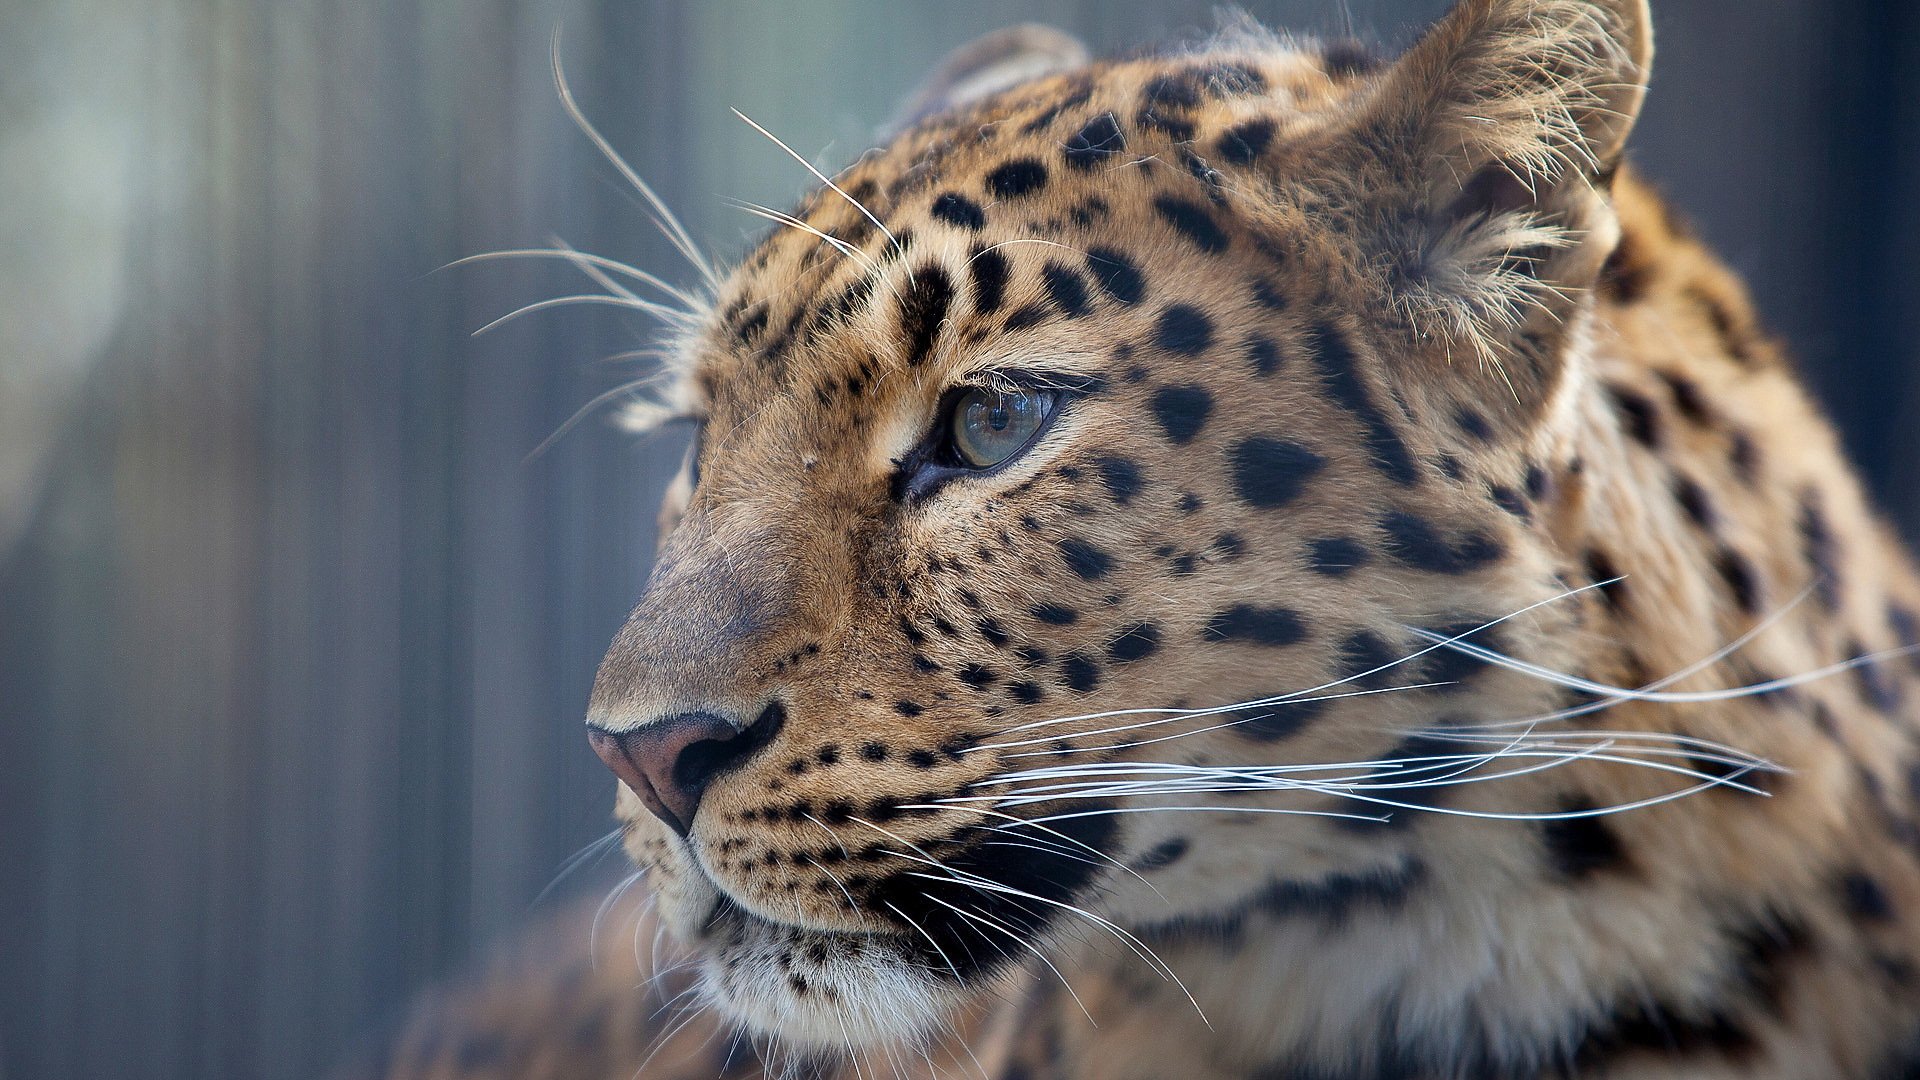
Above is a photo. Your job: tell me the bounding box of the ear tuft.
[886,25,1090,137]
[1353,0,1653,366]
[1370,0,1652,186]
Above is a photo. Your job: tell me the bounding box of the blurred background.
[0,1,1915,1077]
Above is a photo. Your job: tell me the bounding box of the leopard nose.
[587,705,783,836]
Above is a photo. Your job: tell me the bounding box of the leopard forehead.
[688,45,1375,429]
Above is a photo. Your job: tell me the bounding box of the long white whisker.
[472,293,684,336]
[731,107,903,260]
[730,200,903,305]
[1411,627,1920,704]
[921,894,1098,1026]
[552,28,719,289]
[985,580,1616,741]
[440,247,701,310]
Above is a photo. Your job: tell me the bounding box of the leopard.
[354,1,1920,1077]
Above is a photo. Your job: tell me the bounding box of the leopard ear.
[886,25,1090,136]
[1348,0,1652,363]
[1368,0,1651,187]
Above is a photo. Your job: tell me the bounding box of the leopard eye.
[951,387,1055,469]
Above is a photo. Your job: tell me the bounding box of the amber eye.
[951,387,1054,469]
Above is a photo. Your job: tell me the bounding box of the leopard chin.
[689,899,955,1052]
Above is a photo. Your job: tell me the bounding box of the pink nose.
[587,711,749,836]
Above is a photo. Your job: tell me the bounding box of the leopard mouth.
[681,808,1121,1047]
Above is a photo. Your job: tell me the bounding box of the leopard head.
[583,0,1662,1053]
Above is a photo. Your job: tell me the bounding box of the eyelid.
[958,368,1104,396]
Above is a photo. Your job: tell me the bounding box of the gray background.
[1,1,1914,1078]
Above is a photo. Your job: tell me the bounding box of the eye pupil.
[951,386,1053,469]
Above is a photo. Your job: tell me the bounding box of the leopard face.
[585,0,1659,1053]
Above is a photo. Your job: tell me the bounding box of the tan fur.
[373,2,1920,1076]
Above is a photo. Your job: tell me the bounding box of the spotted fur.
[372,2,1920,1076]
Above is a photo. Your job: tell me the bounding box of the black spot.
[968,244,1009,315]
[1321,39,1381,77]
[1142,71,1201,109]
[1656,370,1714,425]
[1488,484,1529,520]
[1135,88,1196,140]
[1085,247,1145,304]
[1250,277,1288,310]
[1203,605,1307,647]
[1338,630,1399,688]
[860,742,888,762]
[1798,493,1840,611]
[1152,195,1228,253]
[1041,262,1091,318]
[977,618,1011,647]
[1177,492,1203,514]
[1107,624,1161,663]
[1308,322,1418,486]
[1094,456,1143,504]
[1585,548,1627,611]
[957,663,997,689]
[1673,474,1717,528]
[986,158,1048,198]
[1230,436,1327,509]
[1009,681,1043,704]
[1216,118,1276,165]
[1059,537,1113,580]
[906,749,938,769]
[1004,302,1051,332]
[1129,837,1189,871]
[1730,430,1760,485]
[1063,112,1125,170]
[1213,533,1246,559]
[1606,384,1663,447]
[1842,872,1896,922]
[816,744,839,765]
[898,265,954,366]
[894,700,923,718]
[1150,385,1214,444]
[1246,335,1284,377]
[1524,463,1551,501]
[1453,406,1494,443]
[1714,546,1763,613]
[1851,636,1905,713]
[1060,652,1102,693]
[1379,511,1504,575]
[1031,604,1078,626]
[1541,797,1630,879]
[1308,537,1370,576]
[930,192,985,230]
[1153,305,1215,357]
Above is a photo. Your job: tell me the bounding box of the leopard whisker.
[937,802,1165,900]
[730,199,905,304]
[883,900,965,982]
[590,867,647,968]
[920,893,1098,1027]
[731,108,907,272]
[986,681,1451,758]
[985,580,1615,741]
[1446,584,1815,729]
[848,817,1195,1010]
[471,293,687,337]
[534,827,625,908]
[551,27,719,290]
[1409,625,1920,704]
[440,247,703,312]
